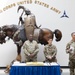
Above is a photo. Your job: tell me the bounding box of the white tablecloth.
[12,61,59,66]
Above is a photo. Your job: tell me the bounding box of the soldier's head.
[28,34,33,42]
[71,32,75,41]
[47,39,53,45]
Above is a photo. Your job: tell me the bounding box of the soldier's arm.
[44,46,48,58]
[32,42,39,55]
[66,43,71,53]
[23,42,30,56]
[51,46,57,58]
[44,46,52,60]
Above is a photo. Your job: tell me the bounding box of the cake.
[26,62,44,66]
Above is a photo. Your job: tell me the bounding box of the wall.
[0,0,75,67]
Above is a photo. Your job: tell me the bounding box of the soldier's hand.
[29,54,34,57]
[48,56,52,60]
[69,49,72,53]
[67,49,72,53]
[46,56,52,60]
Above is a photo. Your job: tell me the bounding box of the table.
[9,63,61,75]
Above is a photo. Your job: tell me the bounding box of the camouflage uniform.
[23,40,39,62]
[66,40,75,75]
[44,44,57,63]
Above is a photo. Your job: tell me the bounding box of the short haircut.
[71,32,75,36]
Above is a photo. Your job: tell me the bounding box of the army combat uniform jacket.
[23,40,39,62]
[44,44,57,62]
[66,40,75,60]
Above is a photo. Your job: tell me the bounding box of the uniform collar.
[48,44,52,46]
[28,40,34,43]
[71,40,75,43]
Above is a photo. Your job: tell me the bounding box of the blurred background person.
[66,32,75,75]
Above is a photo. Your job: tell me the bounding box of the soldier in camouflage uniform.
[66,32,75,75]
[23,34,39,62]
[44,39,57,63]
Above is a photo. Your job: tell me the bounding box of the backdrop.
[0,0,75,67]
